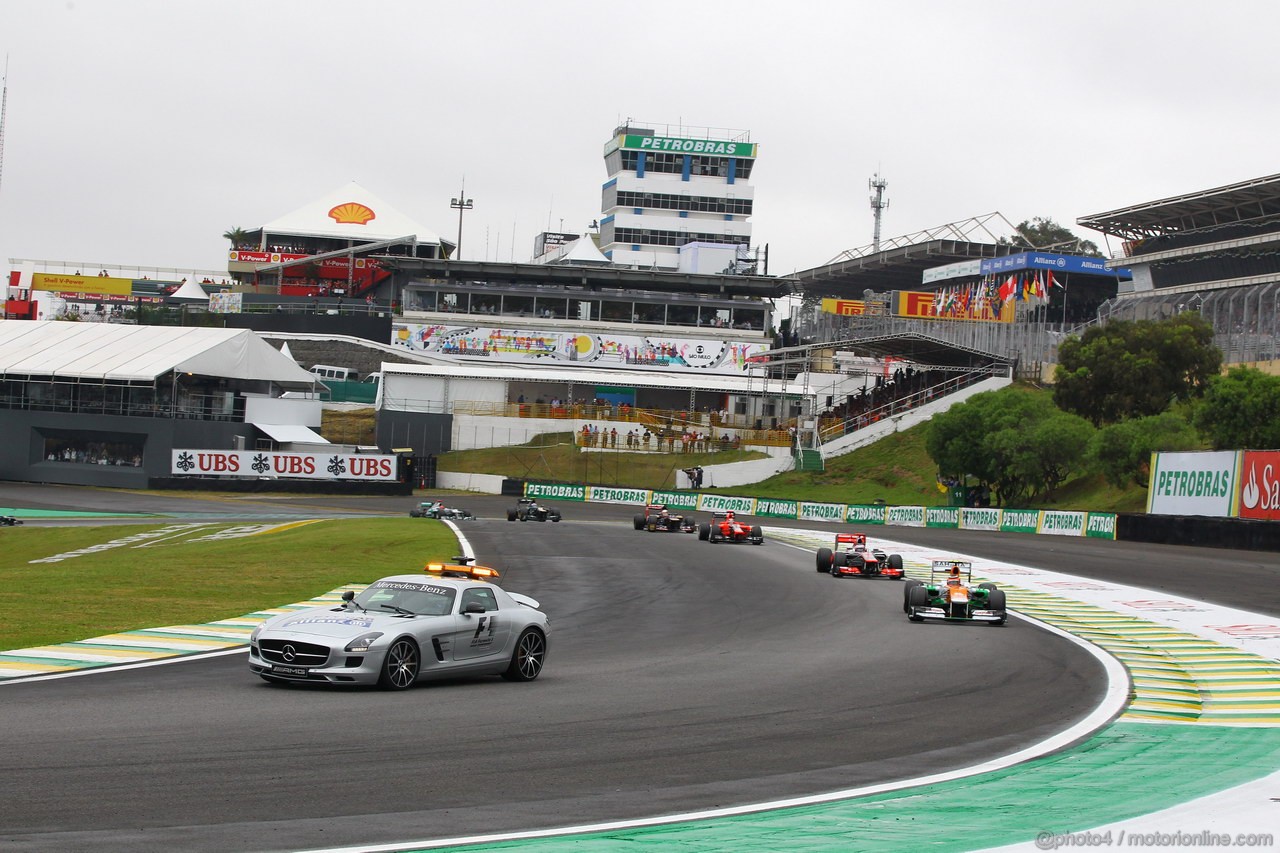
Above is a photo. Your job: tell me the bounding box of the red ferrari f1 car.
[698,511,763,545]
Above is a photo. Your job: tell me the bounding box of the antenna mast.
[869,171,889,253]
[0,56,9,195]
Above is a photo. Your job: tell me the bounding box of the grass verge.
[0,519,457,650]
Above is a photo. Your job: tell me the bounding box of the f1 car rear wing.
[930,559,972,579]
[835,533,868,545]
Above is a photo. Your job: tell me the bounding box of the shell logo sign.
[329,202,376,225]
[1240,451,1280,520]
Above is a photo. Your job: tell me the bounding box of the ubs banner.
[1147,451,1240,517]
[171,450,397,481]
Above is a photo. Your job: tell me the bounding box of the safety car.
[507,498,562,522]
[698,511,764,544]
[816,533,904,578]
[903,560,1007,626]
[248,558,550,689]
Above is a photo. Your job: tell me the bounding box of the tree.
[1053,313,1222,426]
[1090,412,1201,488]
[926,387,1085,506]
[1193,367,1280,450]
[1002,217,1101,256]
[222,227,251,250]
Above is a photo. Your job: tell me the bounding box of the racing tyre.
[409,510,422,518]
[887,554,904,572]
[698,523,710,541]
[978,582,997,592]
[507,509,517,521]
[377,638,420,690]
[816,547,833,572]
[907,584,929,621]
[903,578,923,612]
[634,514,646,530]
[501,628,547,682]
[987,589,1007,626]
[750,526,763,544]
[551,515,561,522]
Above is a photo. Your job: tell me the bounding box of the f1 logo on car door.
[453,588,511,661]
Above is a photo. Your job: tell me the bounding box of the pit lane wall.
[519,481,1118,540]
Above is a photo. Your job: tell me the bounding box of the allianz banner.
[525,482,586,501]
[171,450,396,481]
[586,486,650,505]
[649,490,700,511]
[1146,451,1239,517]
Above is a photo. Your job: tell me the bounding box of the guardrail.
[517,479,1118,540]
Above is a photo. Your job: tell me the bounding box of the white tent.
[259,181,444,246]
[279,341,295,361]
[0,320,319,387]
[552,235,612,266]
[168,278,209,302]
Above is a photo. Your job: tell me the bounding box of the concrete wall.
[435,472,507,494]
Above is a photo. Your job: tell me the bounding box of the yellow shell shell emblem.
[328,202,376,225]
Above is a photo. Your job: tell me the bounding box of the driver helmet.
[659,509,670,517]
[725,511,735,520]
[947,565,962,584]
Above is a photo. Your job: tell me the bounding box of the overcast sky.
[1,0,1276,280]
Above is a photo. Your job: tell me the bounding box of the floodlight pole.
[450,179,474,260]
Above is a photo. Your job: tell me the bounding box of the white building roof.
[0,320,320,386]
[260,181,443,245]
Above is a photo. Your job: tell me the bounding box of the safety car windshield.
[356,581,457,616]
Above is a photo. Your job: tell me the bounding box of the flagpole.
[1061,273,1069,329]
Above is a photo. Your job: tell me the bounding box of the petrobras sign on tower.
[617,134,757,159]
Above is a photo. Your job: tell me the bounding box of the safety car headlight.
[345,632,384,653]
[250,624,264,643]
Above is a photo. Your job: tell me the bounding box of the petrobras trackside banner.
[586,486,649,505]
[886,506,925,527]
[959,507,1001,531]
[1000,509,1041,534]
[1085,513,1117,539]
[845,505,887,525]
[925,507,960,528]
[525,482,586,501]
[697,494,757,514]
[1146,451,1240,517]
[755,498,799,519]
[1238,450,1280,521]
[799,502,845,523]
[171,450,396,481]
[393,323,769,376]
[1039,510,1087,536]
[648,490,699,511]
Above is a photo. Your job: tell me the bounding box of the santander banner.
[1239,451,1280,520]
[171,450,397,481]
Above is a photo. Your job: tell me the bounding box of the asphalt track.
[2,486,1278,852]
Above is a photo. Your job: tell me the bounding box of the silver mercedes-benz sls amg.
[248,559,549,689]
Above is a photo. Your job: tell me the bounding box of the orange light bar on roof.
[424,562,501,579]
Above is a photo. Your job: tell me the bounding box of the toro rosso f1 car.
[507,498,562,522]
[643,508,698,533]
[815,533,904,578]
[698,511,763,544]
[248,558,550,689]
[904,560,1007,626]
